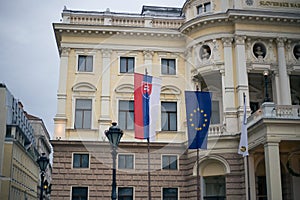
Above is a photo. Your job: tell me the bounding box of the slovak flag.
[134,73,162,141]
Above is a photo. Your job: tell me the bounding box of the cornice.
[180,9,300,35]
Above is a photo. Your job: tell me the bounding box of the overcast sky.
[0,0,185,137]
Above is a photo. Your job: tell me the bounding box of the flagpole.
[196,84,200,200]
[147,138,151,200]
[246,155,250,200]
[145,68,151,200]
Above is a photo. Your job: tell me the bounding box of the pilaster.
[143,51,154,74]
[222,37,238,133]
[264,142,283,200]
[276,38,291,105]
[54,47,70,140]
[234,35,249,127]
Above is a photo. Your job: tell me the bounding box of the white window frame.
[161,154,179,170]
[72,152,90,169]
[119,56,135,74]
[76,53,95,73]
[72,97,95,130]
[117,153,135,170]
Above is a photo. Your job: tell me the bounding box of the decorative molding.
[161,85,181,95]
[234,35,247,45]
[60,47,70,57]
[276,37,287,48]
[72,82,97,92]
[115,84,134,93]
[222,37,233,47]
[102,49,112,58]
[143,50,154,60]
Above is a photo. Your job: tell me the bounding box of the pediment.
[115,84,134,93]
[72,82,97,92]
[161,85,181,95]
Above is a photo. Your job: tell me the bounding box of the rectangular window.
[204,2,211,12]
[163,188,178,200]
[75,99,92,129]
[197,5,203,14]
[118,154,134,169]
[78,55,93,72]
[211,101,220,124]
[161,58,176,75]
[120,57,135,73]
[73,153,89,168]
[118,100,134,130]
[203,176,226,200]
[162,155,178,170]
[161,102,177,131]
[72,187,88,200]
[118,187,134,200]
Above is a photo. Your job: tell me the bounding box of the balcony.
[247,102,300,128]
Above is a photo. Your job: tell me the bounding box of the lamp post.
[105,122,123,200]
[263,70,270,102]
[37,153,49,200]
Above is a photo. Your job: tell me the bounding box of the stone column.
[235,36,249,125]
[276,38,291,105]
[99,49,112,141]
[248,155,256,200]
[54,47,69,140]
[222,37,238,133]
[264,142,283,200]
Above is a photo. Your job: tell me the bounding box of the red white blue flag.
[134,73,161,141]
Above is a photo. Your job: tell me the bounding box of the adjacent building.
[51,0,300,199]
[0,84,52,200]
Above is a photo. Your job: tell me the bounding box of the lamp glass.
[37,154,49,171]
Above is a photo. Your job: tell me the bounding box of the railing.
[247,102,300,128]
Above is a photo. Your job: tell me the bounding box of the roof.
[141,5,182,17]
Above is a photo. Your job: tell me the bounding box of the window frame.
[77,55,94,73]
[202,175,226,200]
[161,58,176,75]
[118,100,134,130]
[161,102,177,131]
[71,186,89,200]
[74,99,92,129]
[197,2,211,15]
[118,154,135,170]
[72,153,90,169]
[120,57,135,73]
[162,155,178,170]
[211,100,221,125]
[162,187,179,200]
[118,187,134,200]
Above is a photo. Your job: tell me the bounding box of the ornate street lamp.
[105,122,123,200]
[37,153,49,200]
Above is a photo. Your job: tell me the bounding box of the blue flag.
[185,91,212,149]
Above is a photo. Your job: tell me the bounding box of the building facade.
[52,0,300,199]
[0,84,52,199]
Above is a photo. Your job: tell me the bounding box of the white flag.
[238,94,248,157]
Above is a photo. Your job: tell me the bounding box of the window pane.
[126,155,134,169]
[72,187,88,200]
[163,188,178,199]
[197,5,203,14]
[118,187,133,200]
[169,59,176,75]
[127,112,134,130]
[78,56,85,71]
[118,155,126,169]
[82,154,89,168]
[204,3,211,12]
[161,113,168,131]
[76,99,92,109]
[83,110,91,129]
[119,112,126,130]
[169,113,177,131]
[204,176,226,199]
[86,56,93,72]
[211,101,220,124]
[162,102,176,112]
[128,58,134,73]
[73,154,80,168]
[75,111,83,129]
[120,57,127,73]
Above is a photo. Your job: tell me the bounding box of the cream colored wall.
[62,32,187,141]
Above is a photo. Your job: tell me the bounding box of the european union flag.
[185,91,212,149]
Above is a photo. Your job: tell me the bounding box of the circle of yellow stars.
[189,108,209,131]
